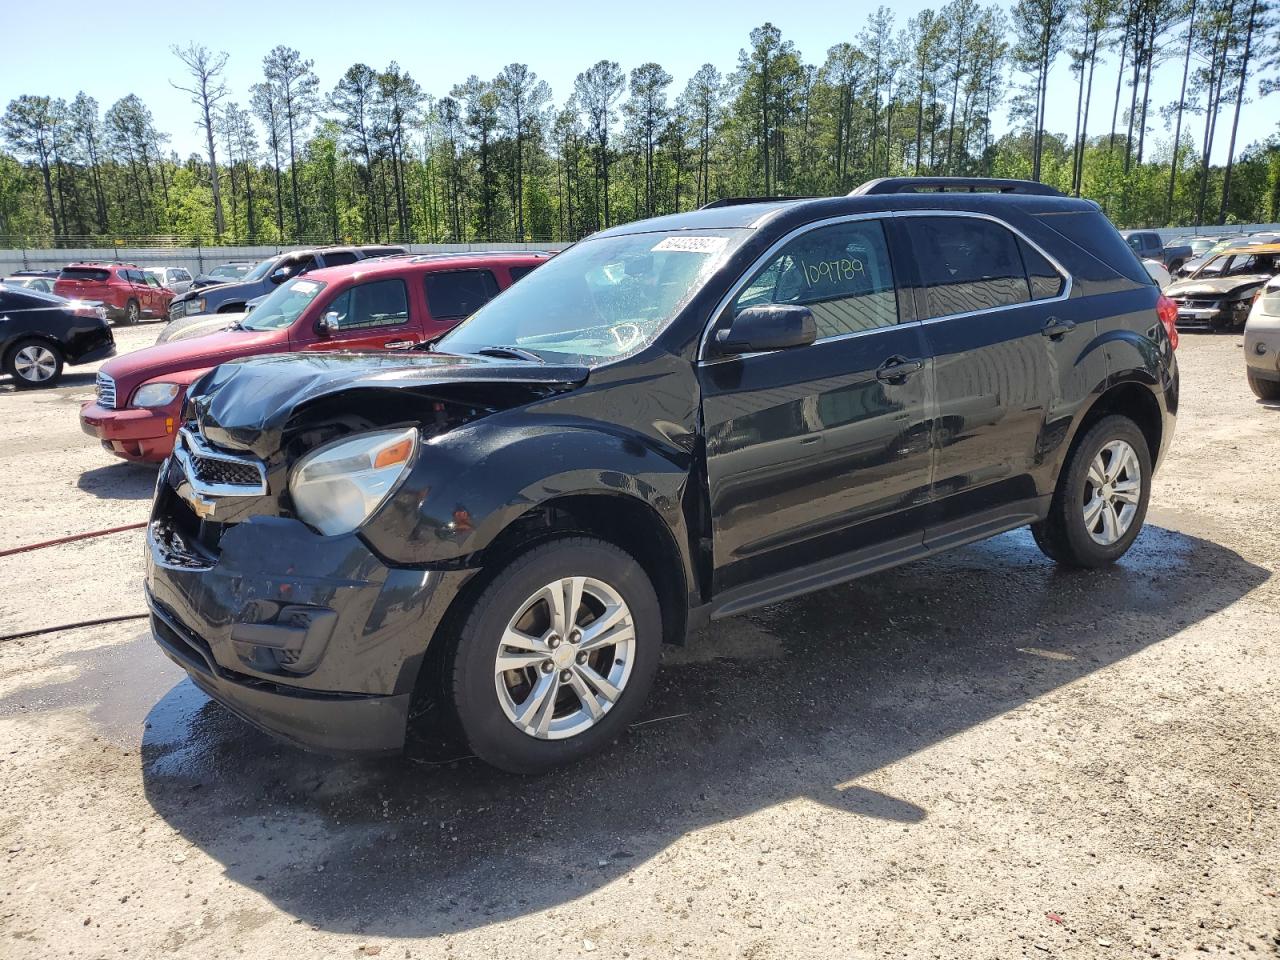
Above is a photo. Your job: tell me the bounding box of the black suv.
[145,178,1179,773]
[164,244,407,326]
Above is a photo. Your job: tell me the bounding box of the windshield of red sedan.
[239,278,327,331]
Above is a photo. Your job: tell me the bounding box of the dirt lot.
[0,328,1277,960]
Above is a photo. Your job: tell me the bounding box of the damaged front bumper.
[145,475,475,755]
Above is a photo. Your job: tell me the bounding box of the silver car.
[1244,275,1280,400]
[144,266,194,296]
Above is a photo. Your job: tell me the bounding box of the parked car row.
[128,176,1186,774]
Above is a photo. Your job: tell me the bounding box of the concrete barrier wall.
[2,225,1277,277]
[0,242,569,277]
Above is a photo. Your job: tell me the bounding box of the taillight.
[1156,294,1179,351]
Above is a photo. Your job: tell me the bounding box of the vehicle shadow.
[76,461,159,500]
[137,523,1266,938]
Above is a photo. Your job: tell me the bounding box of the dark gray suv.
[164,245,406,332]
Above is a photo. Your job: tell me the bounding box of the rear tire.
[5,338,64,389]
[122,299,140,326]
[1032,414,1152,568]
[450,537,661,774]
[1248,371,1280,401]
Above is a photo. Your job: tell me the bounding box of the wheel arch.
[471,491,691,649]
[1069,378,1165,469]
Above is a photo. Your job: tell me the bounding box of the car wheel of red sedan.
[6,338,64,389]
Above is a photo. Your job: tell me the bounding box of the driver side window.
[731,219,900,339]
[324,279,410,331]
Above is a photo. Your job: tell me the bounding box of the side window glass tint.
[908,217,1030,318]
[509,265,538,283]
[731,219,899,339]
[325,279,409,331]
[1019,239,1066,300]
[424,270,500,319]
[324,252,358,267]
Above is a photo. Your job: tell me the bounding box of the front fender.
[360,414,693,568]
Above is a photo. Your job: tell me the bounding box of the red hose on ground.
[0,521,147,559]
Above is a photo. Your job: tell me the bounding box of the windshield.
[211,263,251,279]
[436,229,748,364]
[1191,251,1280,280]
[240,277,326,331]
[241,258,278,282]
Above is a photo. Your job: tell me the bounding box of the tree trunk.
[1218,0,1257,224]
[1166,0,1196,222]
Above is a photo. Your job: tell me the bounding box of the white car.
[1244,275,1280,400]
[1143,259,1172,290]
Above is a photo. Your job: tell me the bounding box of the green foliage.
[1,12,1276,246]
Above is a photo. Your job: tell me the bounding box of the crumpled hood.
[1166,274,1270,299]
[188,351,590,457]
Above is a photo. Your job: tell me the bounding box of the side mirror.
[316,311,340,337]
[715,304,816,355]
[270,267,291,284]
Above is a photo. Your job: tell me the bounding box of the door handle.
[875,355,925,384]
[383,340,415,349]
[1041,316,1077,340]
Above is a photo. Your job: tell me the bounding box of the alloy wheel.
[1082,439,1141,545]
[494,576,636,740]
[12,345,58,383]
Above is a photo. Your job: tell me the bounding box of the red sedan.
[81,252,549,462]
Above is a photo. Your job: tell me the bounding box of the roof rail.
[700,196,814,210]
[851,177,1065,197]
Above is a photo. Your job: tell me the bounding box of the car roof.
[593,190,1097,239]
[299,250,552,284]
[1221,243,1280,255]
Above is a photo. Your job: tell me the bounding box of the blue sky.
[2,0,1273,165]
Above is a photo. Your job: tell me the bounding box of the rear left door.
[901,213,1079,536]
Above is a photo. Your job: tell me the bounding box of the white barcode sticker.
[651,236,729,254]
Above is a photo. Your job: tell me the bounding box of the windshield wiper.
[475,345,544,363]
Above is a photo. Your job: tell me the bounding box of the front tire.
[1032,414,1152,568]
[122,299,140,325]
[6,338,64,388]
[450,537,662,774]
[1248,371,1280,401]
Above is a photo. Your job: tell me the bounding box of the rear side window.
[509,265,540,282]
[906,217,1029,318]
[324,279,410,330]
[424,270,500,320]
[732,219,900,339]
[323,252,358,267]
[59,267,110,282]
[1019,239,1066,300]
[1038,211,1150,284]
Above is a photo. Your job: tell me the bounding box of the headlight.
[288,428,418,536]
[131,382,181,407]
[188,297,207,314]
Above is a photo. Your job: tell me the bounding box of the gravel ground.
[0,330,1277,960]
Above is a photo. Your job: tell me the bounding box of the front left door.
[698,217,934,596]
[296,277,420,351]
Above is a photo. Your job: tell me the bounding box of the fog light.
[1257,342,1268,356]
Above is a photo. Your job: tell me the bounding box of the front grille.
[174,428,267,495]
[170,300,185,319]
[1173,297,1220,310]
[189,455,262,487]
[96,372,116,409]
